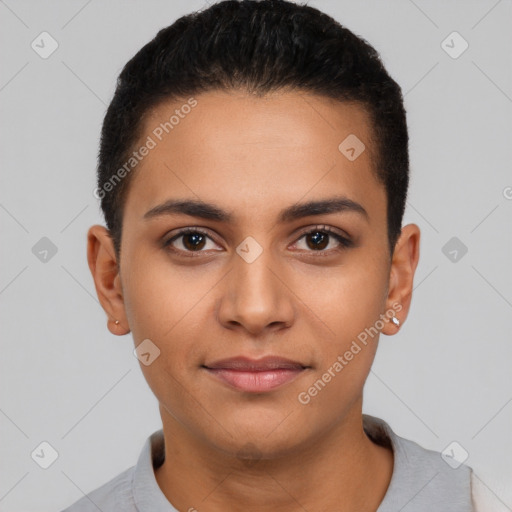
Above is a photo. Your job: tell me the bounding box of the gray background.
[1,0,511,510]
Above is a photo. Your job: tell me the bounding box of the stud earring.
[115,320,120,325]
[391,316,400,327]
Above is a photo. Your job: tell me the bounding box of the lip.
[203,356,309,393]
[205,356,306,371]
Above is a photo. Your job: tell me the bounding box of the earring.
[391,317,400,327]
[114,320,120,325]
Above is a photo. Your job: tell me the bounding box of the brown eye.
[164,228,221,254]
[294,226,353,253]
[305,231,329,250]
[181,232,207,251]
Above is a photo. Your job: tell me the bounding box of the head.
[96,0,410,259]
[88,0,420,460]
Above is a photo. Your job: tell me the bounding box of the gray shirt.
[61,414,474,511]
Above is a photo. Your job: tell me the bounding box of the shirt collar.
[132,429,177,511]
[363,413,407,510]
[132,415,401,511]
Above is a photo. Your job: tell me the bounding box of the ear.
[381,223,421,335]
[87,225,130,336]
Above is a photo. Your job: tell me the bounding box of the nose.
[216,244,295,336]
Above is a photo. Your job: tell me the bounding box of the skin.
[88,89,420,511]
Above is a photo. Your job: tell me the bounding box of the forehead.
[124,90,384,225]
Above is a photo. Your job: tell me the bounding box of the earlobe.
[107,317,130,335]
[87,225,130,336]
[382,223,421,336]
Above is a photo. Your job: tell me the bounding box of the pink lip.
[204,356,308,392]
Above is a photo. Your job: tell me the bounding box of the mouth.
[202,356,309,393]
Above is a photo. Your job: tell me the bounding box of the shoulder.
[363,415,474,511]
[393,430,472,486]
[60,465,136,512]
[471,471,511,512]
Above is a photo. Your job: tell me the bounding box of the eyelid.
[294,224,352,242]
[163,226,222,251]
[163,224,353,255]
[291,224,353,252]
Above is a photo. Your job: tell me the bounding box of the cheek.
[298,252,389,341]
[123,263,209,422]
[121,250,217,394]
[297,254,388,395]
[296,278,386,418]
[121,245,216,341]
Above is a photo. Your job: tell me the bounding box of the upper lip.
[204,356,307,371]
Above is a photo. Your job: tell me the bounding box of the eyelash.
[163,225,353,257]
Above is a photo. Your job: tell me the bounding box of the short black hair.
[96,0,409,259]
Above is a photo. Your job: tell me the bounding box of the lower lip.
[205,368,305,392]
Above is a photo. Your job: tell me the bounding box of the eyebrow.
[143,196,369,223]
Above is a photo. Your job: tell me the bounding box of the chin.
[205,422,311,461]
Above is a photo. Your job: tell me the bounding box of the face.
[89,89,419,459]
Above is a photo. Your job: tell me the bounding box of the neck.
[154,403,393,512]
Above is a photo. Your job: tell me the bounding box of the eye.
[163,228,221,255]
[163,225,353,257]
[292,225,353,253]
